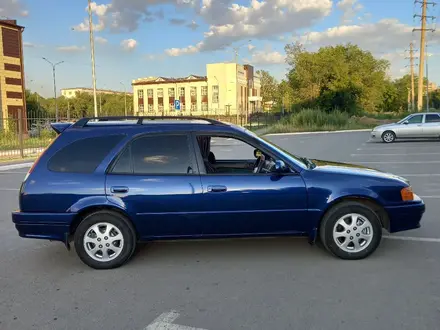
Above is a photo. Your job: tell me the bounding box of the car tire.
[74,210,137,269]
[382,131,396,143]
[319,201,382,260]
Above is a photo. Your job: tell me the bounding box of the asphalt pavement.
[0,131,439,330]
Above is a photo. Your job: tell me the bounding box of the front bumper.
[370,131,383,140]
[385,198,426,233]
[12,212,75,242]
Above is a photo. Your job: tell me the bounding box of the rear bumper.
[12,212,75,242]
[385,200,426,233]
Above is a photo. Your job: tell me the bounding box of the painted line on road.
[0,163,33,172]
[145,310,207,330]
[266,129,371,136]
[0,188,19,191]
[395,174,440,177]
[384,236,440,243]
[0,171,27,174]
[357,161,440,164]
[419,195,440,199]
[351,152,440,157]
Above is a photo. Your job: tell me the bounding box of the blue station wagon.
[12,117,425,269]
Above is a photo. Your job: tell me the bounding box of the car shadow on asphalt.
[367,139,440,144]
[9,235,437,272]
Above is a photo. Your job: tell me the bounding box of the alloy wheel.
[83,222,125,262]
[332,213,373,253]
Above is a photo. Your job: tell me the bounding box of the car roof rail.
[72,116,227,127]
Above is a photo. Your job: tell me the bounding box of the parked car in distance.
[371,112,440,143]
[12,116,425,269]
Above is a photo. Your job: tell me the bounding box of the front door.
[397,114,424,137]
[105,133,204,239]
[194,135,308,236]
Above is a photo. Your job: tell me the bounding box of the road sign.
[174,99,181,110]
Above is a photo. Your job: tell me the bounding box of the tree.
[257,70,279,107]
[284,43,390,114]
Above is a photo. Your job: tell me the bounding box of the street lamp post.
[42,57,64,122]
[88,0,98,117]
[120,82,127,116]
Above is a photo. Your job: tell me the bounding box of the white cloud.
[23,42,35,48]
[293,19,440,79]
[95,36,108,44]
[57,45,86,53]
[72,2,112,32]
[165,42,203,56]
[248,44,256,52]
[245,50,285,65]
[121,38,138,51]
[336,0,363,24]
[296,19,421,53]
[74,1,332,55]
[73,1,194,33]
[165,0,332,56]
[0,0,28,18]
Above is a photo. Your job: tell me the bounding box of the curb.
[0,162,34,171]
[265,128,371,136]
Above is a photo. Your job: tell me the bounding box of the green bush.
[267,108,370,134]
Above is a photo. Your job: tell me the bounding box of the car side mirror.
[403,121,409,125]
[275,160,288,173]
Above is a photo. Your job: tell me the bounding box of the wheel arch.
[321,195,390,231]
[69,205,138,239]
[381,130,396,142]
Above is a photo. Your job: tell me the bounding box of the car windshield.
[240,127,310,169]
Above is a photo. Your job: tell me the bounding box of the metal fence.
[0,110,283,160]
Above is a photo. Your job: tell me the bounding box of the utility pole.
[426,47,430,111]
[120,82,127,116]
[42,58,64,122]
[88,0,98,117]
[406,43,418,111]
[407,88,411,112]
[231,39,252,63]
[413,0,436,111]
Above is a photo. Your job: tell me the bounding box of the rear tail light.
[401,187,414,201]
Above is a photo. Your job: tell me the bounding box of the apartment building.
[132,63,262,116]
[0,19,26,124]
[61,87,132,99]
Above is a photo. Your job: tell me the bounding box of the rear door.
[105,133,204,239]
[397,114,424,137]
[422,113,440,137]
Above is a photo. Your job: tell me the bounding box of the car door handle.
[207,185,227,193]
[111,186,129,193]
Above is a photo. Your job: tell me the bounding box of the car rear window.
[48,135,125,173]
[425,114,440,123]
[111,134,194,175]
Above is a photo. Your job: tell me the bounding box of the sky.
[1,0,440,97]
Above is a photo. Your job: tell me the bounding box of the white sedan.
[371,112,440,143]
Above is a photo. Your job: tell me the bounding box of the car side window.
[210,137,255,160]
[112,134,194,175]
[425,114,440,123]
[196,135,280,175]
[407,115,423,124]
[48,135,125,173]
